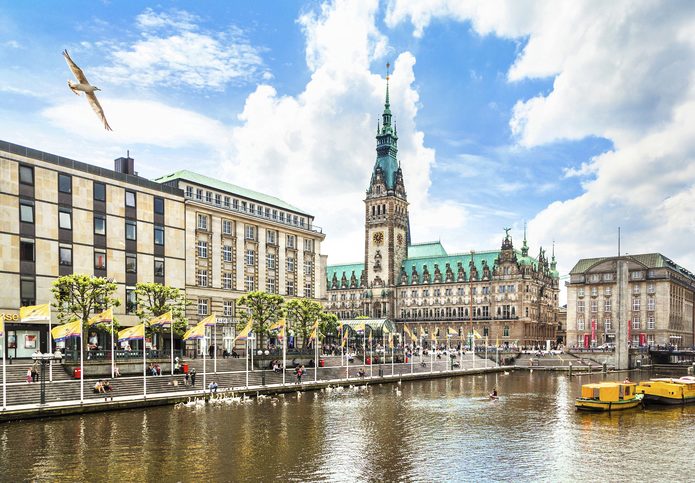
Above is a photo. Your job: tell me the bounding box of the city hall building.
[325,81,560,347]
[0,140,325,357]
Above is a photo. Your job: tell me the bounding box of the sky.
[2,0,695,304]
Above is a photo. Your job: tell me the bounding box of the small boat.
[575,382,643,411]
[636,376,695,405]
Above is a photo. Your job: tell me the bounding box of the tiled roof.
[155,170,310,216]
[407,241,447,258]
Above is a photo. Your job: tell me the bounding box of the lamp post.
[32,352,58,405]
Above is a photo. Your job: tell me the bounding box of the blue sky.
[2,0,695,301]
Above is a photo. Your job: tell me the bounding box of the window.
[224,196,230,208]
[647,298,655,311]
[125,220,137,240]
[633,285,640,294]
[205,191,212,203]
[94,215,106,236]
[215,194,221,205]
[503,326,510,337]
[287,257,295,272]
[245,225,256,240]
[59,209,72,230]
[603,273,614,281]
[249,203,255,214]
[233,199,239,210]
[197,241,208,258]
[287,234,296,248]
[590,287,598,297]
[604,287,612,296]
[632,298,640,311]
[196,188,203,201]
[577,300,585,313]
[223,245,233,262]
[304,282,312,298]
[265,207,270,218]
[304,260,313,274]
[154,258,164,277]
[222,219,233,235]
[604,299,611,312]
[577,288,584,297]
[223,300,234,316]
[198,298,209,316]
[589,274,599,282]
[604,319,612,331]
[94,251,106,270]
[186,186,193,198]
[221,272,232,289]
[245,249,255,266]
[286,280,295,296]
[245,276,255,292]
[266,230,277,245]
[126,254,137,273]
[303,239,314,252]
[241,201,247,212]
[20,240,34,262]
[648,314,655,329]
[280,212,285,222]
[59,246,72,266]
[577,317,585,331]
[125,191,136,208]
[154,225,164,245]
[197,214,208,230]
[631,271,643,280]
[20,277,35,306]
[647,283,655,294]
[154,197,165,215]
[266,253,276,269]
[272,210,278,220]
[632,317,640,329]
[266,277,276,293]
[19,166,34,185]
[126,288,137,314]
[197,270,208,287]
[58,174,72,193]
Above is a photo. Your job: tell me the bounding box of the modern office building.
[0,141,186,357]
[325,78,560,348]
[566,253,695,349]
[0,140,327,358]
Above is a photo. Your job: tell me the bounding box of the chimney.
[114,150,135,175]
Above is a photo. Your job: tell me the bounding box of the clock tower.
[364,65,410,318]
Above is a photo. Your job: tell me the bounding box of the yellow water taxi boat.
[575,382,643,411]
[636,376,695,405]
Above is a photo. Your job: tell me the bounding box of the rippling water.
[1,371,693,482]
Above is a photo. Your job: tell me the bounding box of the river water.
[1,371,693,482]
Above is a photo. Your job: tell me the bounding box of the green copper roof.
[570,253,695,279]
[408,241,448,258]
[327,263,364,286]
[156,170,310,216]
[400,250,499,285]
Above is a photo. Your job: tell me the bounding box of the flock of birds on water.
[174,382,403,411]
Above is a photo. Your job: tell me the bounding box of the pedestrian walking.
[190,368,197,387]
[31,361,39,383]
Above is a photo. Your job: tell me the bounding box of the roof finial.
[385,62,391,108]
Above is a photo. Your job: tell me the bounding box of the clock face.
[397,233,403,246]
[372,231,384,245]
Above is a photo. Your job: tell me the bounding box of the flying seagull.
[62,49,112,131]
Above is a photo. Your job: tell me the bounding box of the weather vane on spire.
[386,62,390,81]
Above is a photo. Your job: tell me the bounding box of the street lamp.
[31,352,60,405]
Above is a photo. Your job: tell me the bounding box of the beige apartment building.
[566,254,695,349]
[156,171,327,353]
[0,141,186,357]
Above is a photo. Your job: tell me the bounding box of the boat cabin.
[581,382,636,402]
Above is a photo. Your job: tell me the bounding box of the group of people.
[25,362,40,383]
[148,363,162,376]
[270,360,284,373]
[294,365,306,384]
[93,379,113,394]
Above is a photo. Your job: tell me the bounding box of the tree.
[236,291,285,348]
[134,282,189,337]
[285,298,336,348]
[51,274,120,349]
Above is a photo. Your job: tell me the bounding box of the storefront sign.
[0,313,20,321]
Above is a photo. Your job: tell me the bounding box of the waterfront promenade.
[0,352,507,421]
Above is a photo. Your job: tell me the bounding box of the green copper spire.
[372,62,399,190]
[521,221,529,257]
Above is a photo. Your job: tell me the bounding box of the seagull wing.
[85,91,113,131]
[62,49,89,84]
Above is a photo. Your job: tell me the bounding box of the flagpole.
[391,334,394,376]
[369,330,373,378]
[203,335,207,394]
[282,326,286,386]
[245,338,249,388]
[2,328,6,410]
[110,317,115,379]
[430,336,433,374]
[213,322,217,374]
[472,333,475,369]
[170,322,174,376]
[80,327,84,403]
[314,330,318,383]
[143,334,147,399]
[485,336,488,368]
[48,305,53,382]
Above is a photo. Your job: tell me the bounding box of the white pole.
[314,332,318,383]
[48,306,53,382]
[2,329,6,410]
[213,323,217,374]
[250,336,254,372]
[430,338,433,374]
[472,334,476,369]
[143,336,147,399]
[369,331,373,378]
[410,335,414,374]
[282,327,286,386]
[245,338,249,388]
[345,331,349,380]
[485,336,488,368]
[170,323,174,376]
[80,331,84,403]
[391,335,394,376]
[110,318,115,379]
[203,336,206,394]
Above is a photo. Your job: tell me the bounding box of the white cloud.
[94,8,265,90]
[387,0,695,294]
[219,0,467,263]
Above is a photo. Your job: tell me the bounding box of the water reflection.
[1,372,693,482]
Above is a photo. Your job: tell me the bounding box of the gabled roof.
[408,241,447,258]
[155,170,310,216]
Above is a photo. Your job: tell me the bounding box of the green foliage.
[134,282,189,336]
[51,274,120,328]
[237,291,285,345]
[319,312,339,336]
[286,298,336,347]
